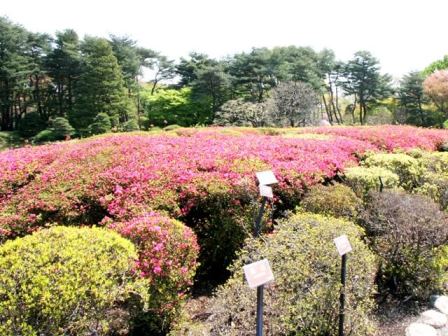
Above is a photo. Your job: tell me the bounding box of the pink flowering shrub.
[0,126,446,276]
[107,212,199,333]
[299,125,448,151]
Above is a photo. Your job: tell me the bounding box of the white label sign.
[243,259,275,288]
[334,235,352,256]
[259,184,273,198]
[256,170,278,186]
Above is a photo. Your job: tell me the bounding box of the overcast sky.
[2,0,447,79]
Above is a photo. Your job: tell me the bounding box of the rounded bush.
[17,112,47,138]
[344,166,400,196]
[107,212,199,335]
[300,183,362,220]
[193,212,377,336]
[0,226,148,336]
[33,129,56,143]
[364,153,424,189]
[360,190,448,299]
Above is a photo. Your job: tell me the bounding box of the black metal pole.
[254,196,267,336]
[339,254,347,336]
[256,284,264,336]
[254,196,267,237]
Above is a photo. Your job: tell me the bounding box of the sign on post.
[243,259,275,289]
[256,170,278,186]
[333,234,352,336]
[333,235,352,256]
[259,184,273,198]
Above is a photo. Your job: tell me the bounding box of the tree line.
[1,17,447,141]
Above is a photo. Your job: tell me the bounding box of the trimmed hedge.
[0,226,149,336]
[344,166,400,196]
[300,183,362,220]
[174,212,377,336]
[363,153,424,190]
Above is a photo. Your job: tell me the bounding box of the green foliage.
[50,117,75,140]
[342,51,392,124]
[180,178,260,281]
[364,153,424,190]
[0,131,22,150]
[423,55,448,76]
[188,212,376,335]
[141,87,209,127]
[434,246,448,292]
[344,166,400,196]
[71,37,130,134]
[17,112,47,138]
[33,129,57,143]
[88,112,112,135]
[122,119,139,132]
[360,191,448,299]
[398,71,432,126]
[0,226,149,336]
[300,183,363,220]
[444,120,448,129]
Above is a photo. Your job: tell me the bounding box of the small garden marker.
[334,234,352,336]
[247,170,278,336]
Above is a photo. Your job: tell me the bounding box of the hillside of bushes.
[1,125,448,335]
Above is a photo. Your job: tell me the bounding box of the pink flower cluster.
[107,212,199,312]
[299,125,448,151]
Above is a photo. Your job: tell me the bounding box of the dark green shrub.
[88,112,112,135]
[300,183,362,220]
[180,177,260,282]
[33,129,57,143]
[176,212,376,335]
[122,119,140,132]
[360,190,448,299]
[50,117,75,140]
[0,226,149,336]
[17,112,47,138]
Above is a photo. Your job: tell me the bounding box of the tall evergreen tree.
[342,51,392,124]
[45,29,81,118]
[398,71,429,125]
[0,17,34,130]
[71,37,130,134]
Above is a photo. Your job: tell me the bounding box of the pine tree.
[71,37,130,134]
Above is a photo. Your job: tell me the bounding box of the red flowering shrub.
[107,212,199,334]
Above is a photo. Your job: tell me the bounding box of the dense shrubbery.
[174,212,377,335]
[363,153,423,190]
[107,212,199,334]
[0,226,149,336]
[300,183,362,220]
[344,166,400,196]
[360,191,448,299]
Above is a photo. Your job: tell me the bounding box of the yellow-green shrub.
[344,166,400,196]
[180,212,377,336]
[300,183,362,220]
[0,226,149,336]
[364,153,424,189]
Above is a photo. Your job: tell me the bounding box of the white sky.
[2,0,448,79]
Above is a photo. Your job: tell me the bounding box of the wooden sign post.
[333,235,352,336]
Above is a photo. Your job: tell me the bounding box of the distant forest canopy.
[1,16,448,141]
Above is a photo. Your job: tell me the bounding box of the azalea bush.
[107,212,199,334]
[0,226,149,336]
